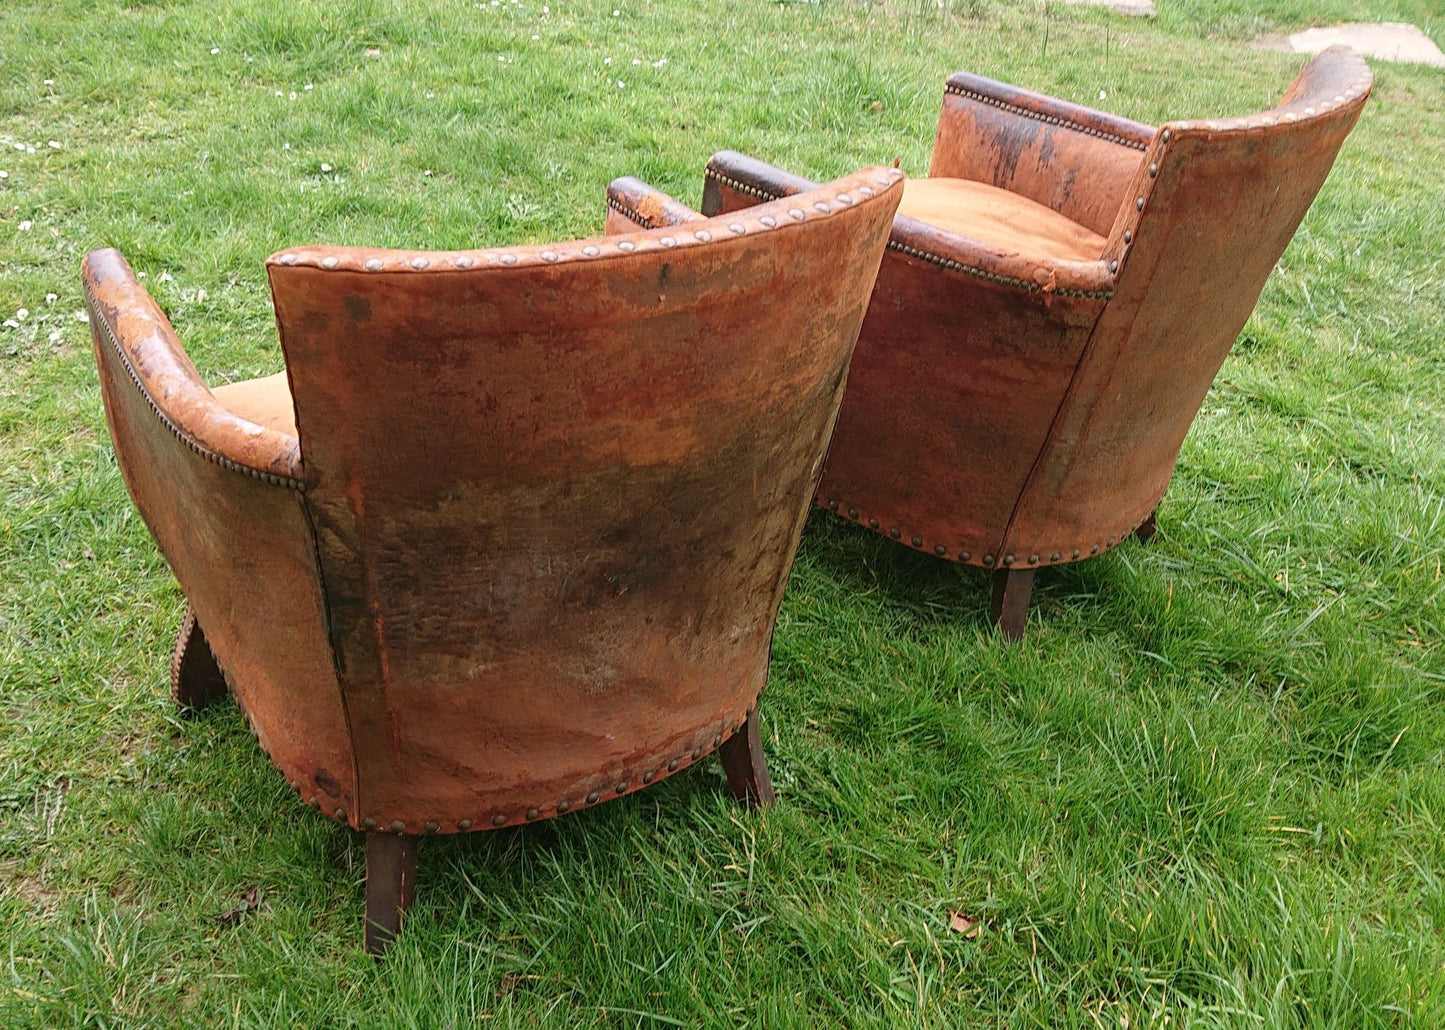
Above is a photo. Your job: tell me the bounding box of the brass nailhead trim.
[492,814,508,827]
[86,290,307,491]
[944,84,1149,151]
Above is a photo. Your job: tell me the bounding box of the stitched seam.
[703,169,1113,300]
[944,85,1149,151]
[85,286,306,491]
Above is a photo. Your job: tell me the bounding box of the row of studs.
[86,289,307,491]
[1162,62,1371,136]
[271,173,903,275]
[943,84,1150,152]
[294,714,753,834]
[604,194,687,231]
[702,167,1115,301]
[821,497,1156,568]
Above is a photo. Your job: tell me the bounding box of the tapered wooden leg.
[1134,509,1159,543]
[365,832,417,956]
[989,568,1036,642]
[718,708,775,808]
[170,605,228,710]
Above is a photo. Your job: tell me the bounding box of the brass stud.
[540,250,559,262]
[711,735,721,748]
[691,747,702,760]
[320,255,340,269]
[960,551,970,561]
[500,253,519,264]
[934,545,947,556]
[1136,197,1145,212]
[410,257,430,270]
[813,202,830,213]
[828,500,839,511]
[389,820,405,833]
[858,186,875,197]
[836,194,853,205]
[492,814,508,827]
[308,795,320,809]
[1051,552,1061,562]
[556,800,571,813]
[1003,555,1015,566]
[1148,163,1158,177]
[277,253,297,265]
[365,258,384,271]
[1161,128,1172,142]
[1071,550,1081,559]
[289,780,300,792]
[582,246,599,257]
[458,819,472,830]
[586,791,600,804]
[643,771,655,784]
[868,518,879,529]
[424,821,440,834]
[615,781,628,794]
[667,758,680,772]
[362,818,377,830]
[788,208,805,221]
[660,237,677,248]
[1090,545,1099,555]
[982,554,994,566]
[728,223,746,234]
[455,255,476,268]
[694,230,712,242]
[911,536,922,548]
[889,528,900,538]
[1028,554,1039,564]
[335,808,347,821]
[526,808,540,821]
[760,216,777,228]
[1109,260,1119,273]
[1124,230,1133,244]
[618,240,636,252]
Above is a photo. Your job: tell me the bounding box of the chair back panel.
[1002,48,1372,563]
[266,171,901,830]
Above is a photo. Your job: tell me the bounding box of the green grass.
[2,0,1444,1025]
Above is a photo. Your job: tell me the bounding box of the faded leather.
[702,48,1372,573]
[86,167,903,834]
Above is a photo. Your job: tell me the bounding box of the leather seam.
[703,168,1114,300]
[943,84,1150,151]
[85,286,306,491]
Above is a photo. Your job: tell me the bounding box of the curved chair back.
[1002,47,1372,561]
[265,169,902,830]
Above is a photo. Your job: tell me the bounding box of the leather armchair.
[84,167,902,952]
[701,47,1372,639]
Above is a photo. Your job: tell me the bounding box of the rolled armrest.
[931,71,1155,236]
[82,248,302,485]
[701,151,818,217]
[604,177,705,235]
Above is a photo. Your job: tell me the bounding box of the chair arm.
[701,151,819,216]
[931,71,1155,236]
[604,177,705,235]
[82,249,302,486]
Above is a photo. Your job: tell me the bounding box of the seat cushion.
[897,178,1106,262]
[212,371,297,437]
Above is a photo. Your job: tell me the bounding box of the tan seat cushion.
[212,371,297,437]
[897,177,1106,262]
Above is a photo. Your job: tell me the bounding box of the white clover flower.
[304,84,313,91]
[617,80,625,88]
[157,272,173,282]
[211,47,220,55]
[275,90,283,97]
[46,293,57,304]
[612,8,620,15]
[282,142,291,150]
[631,58,640,65]
[196,289,207,301]
[423,169,433,176]
[43,78,54,85]
[425,91,435,98]
[603,57,611,64]
[16,308,28,320]
[320,162,333,172]
[13,143,25,151]
[531,34,539,40]
[47,141,61,149]
[18,220,32,231]
[74,311,89,322]
[652,58,667,67]
[0,171,8,180]
[1099,90,1107,100]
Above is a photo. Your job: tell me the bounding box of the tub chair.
[83,166,903,953]
[698,47,1372,639]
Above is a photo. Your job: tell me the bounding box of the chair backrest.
[1001,47,1372,563]
[265,170,901,828]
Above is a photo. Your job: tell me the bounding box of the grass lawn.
[2,0,1444,1025]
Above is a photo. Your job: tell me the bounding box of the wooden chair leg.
[1134,509,1159,543]
[989,568,1036,642]
[170,604,228,710]
[718,708,776,808]
[364,831,417,956]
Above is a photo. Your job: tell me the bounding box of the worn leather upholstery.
[700,48,1372,636]
[86,167,903,946]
